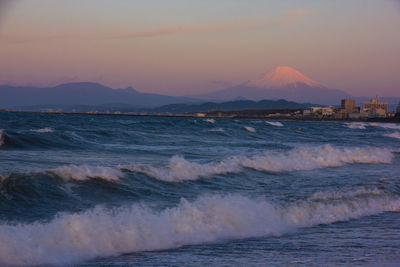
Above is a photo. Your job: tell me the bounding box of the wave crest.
[237,145,393,173]
[1,166,124,182]
[0,190,398,265]
[43,165,124,182]
[121,145,394,182]
[119,156,240,182]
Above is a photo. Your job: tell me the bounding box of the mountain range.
[1,66,398,110]
[0,82,197,108]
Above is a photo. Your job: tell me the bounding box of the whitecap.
[244,126,256,133]
[265,121,284,127]
[207,128,224,133]
[0,191,398,265]
[30,127,54,133]
[384,132,400,140]
[238,145,393,173]
[369,122,400,130]
[205,119,215,124]
[344,122,367,130]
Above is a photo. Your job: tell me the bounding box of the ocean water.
[0,112,400,266]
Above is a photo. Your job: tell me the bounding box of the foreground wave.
[0,145,394,183]
[0,188,398,265]
[120,145,394,182]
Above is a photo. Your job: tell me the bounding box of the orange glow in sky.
[0,0,399,96]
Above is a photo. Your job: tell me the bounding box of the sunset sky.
[0,0,399,96]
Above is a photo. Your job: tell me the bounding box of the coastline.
[1,110,399,123]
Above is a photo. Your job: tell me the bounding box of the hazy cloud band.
[1,9,311,43]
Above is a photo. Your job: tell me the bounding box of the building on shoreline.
[341,99,357,114]
[336,99,360,119]
[306,97,389,119]
[360,98,388,117]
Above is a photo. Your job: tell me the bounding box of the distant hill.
[197,66,351,105]
[149,99,312,114]
[0,82,198,108]
[7,99,312,114]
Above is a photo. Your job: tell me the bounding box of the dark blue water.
[0,112,400,266]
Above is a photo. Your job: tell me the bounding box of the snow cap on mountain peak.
[246,66,322,89]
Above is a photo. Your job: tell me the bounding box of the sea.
[0,112,400,266]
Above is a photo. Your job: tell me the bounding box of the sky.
[0,0,399,97]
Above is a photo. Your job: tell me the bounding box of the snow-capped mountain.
[198,66,351,105]
[246,66,322,88]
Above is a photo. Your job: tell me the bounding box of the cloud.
[111,9,311,39]
[0,9,312,43]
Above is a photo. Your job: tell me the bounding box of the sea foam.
[120,145,394,182]
[384,132,400,140]
[0,190,398,265]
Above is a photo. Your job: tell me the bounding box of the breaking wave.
[384,132,400,140]
[266,121,284,127]
[44,165,124,182]
[30,127,54,133]
[119,156,241,182]
[345,122,367,130]
[205,119,215,124]
[0,189,398,266]
[120,145,394,182]
[237,145,393,173]
[369,123,400,130]
[344,122,400,131]
[244,126,256,133]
